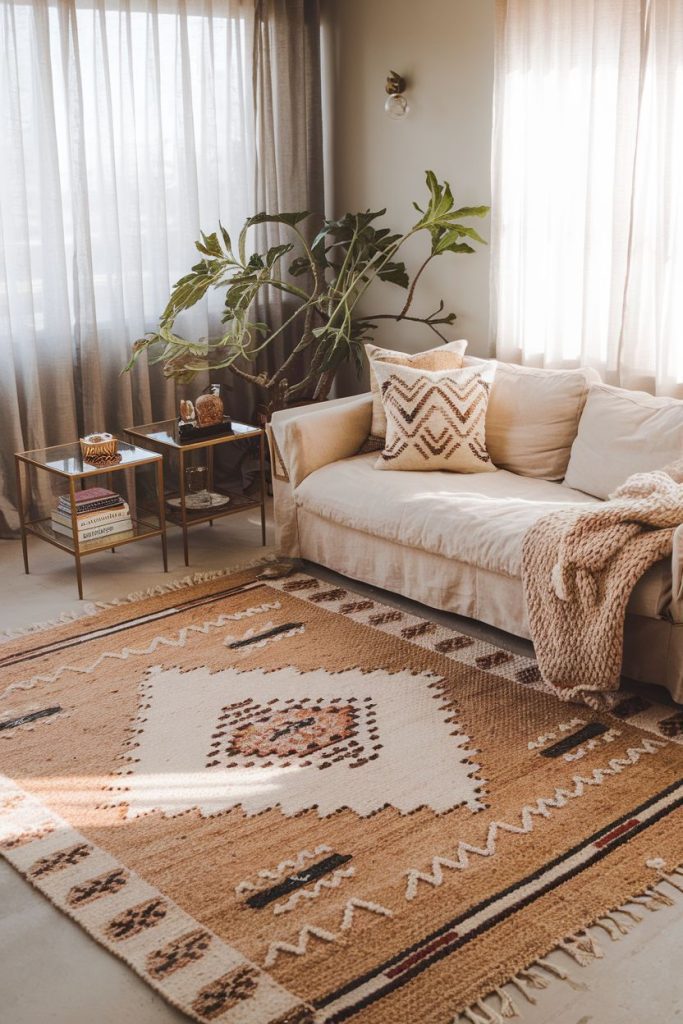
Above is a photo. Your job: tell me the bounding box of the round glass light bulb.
[384,93,409,119]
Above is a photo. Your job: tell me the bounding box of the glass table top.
[17,439,162,477]
[125,418,261,449]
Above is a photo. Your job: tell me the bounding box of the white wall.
[327,0,495,393]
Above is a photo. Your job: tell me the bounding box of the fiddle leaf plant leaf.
[246,211,311,229]
[377,260,409,288]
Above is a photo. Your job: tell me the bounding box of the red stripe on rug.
[594,818,640,848]
[385,929,459,978]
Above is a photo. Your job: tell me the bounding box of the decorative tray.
[176,418,233,444]
[167,493,232,511]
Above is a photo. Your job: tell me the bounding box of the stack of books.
[51,487,132,543]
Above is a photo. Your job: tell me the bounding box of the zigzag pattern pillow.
[372,361,497,473]
[365,339,468,441]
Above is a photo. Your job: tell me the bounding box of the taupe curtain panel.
[0,0,324,536]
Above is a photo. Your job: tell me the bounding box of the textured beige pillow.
[366,339,467,441]
[372,361,497,474]
[464,357,600,480]
[564,383,683,499]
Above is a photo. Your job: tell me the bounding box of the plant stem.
[269,309,315,387]
[398,253,433,317]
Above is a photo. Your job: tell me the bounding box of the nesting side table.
[124,419,267,566]
[14,439,168,599]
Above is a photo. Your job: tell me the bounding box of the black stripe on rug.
[246,853,352,909]
[540,722,608,758]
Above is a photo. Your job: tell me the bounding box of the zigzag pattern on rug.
[0,600,281,700]
[264,898,394,968]
[405,738,666,900]
[235,845,333,894]
[273,867,356,916]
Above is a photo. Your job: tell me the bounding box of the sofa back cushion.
[564,383,683,499]
[366,339,467,441]
[464,358,600,481]
[372,360,497,474]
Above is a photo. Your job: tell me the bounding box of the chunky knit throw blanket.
[522,461,683,704]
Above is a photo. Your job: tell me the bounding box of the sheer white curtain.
[491,0,683,397]
[0,0,256,531]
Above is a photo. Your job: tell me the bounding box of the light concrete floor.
[0,512,681,1024]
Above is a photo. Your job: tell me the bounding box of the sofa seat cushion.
[627,560,673,619]
[295,454,598,578]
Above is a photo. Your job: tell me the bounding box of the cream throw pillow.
[463,357,601,480]
[372,361,497,474]
[366,339,467,441]
[564,383,683,499]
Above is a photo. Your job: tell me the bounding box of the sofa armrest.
[672,523,683,623]
[269,394,372,489]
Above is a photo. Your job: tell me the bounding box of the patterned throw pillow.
[365,339,468,443]
[372,361,497,473]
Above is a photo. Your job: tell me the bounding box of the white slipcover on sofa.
[269,380,683,703]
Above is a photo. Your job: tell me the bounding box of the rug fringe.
[0,554,279,645]
[453,858,683,1023]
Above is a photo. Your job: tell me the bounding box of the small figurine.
[179,399,195,423]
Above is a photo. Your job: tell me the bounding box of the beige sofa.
[269,390,683,703]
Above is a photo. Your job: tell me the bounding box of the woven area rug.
[1,564,682,1024]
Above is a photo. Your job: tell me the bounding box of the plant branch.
[270,305,315,386]
[225,361,264,386]
[398,254,434,317]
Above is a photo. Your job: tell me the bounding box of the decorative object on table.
[2,564,681,1024]
[183,465,212,508]
[167,492,231,512]
[179,399,196,423]
[176,417,234,443]
[126,171,489,416]
[185,464,208,494]
[51,486,132,543]
[195,383,224,426]
[79,432,120,465]
[384,69,409,118]
[176,385,231,443]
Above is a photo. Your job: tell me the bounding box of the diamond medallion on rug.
[1,565,682,1024]
[118,665,483,817]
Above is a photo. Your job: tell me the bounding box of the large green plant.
[126,172,489,412]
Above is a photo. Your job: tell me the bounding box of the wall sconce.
[384,70,409,119]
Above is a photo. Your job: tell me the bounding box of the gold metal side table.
[124,419,267,566]
[14,439,168,599]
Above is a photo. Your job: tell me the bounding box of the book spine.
[52,504,129,528]
[51,519,132,542]
[57,500,124,515]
